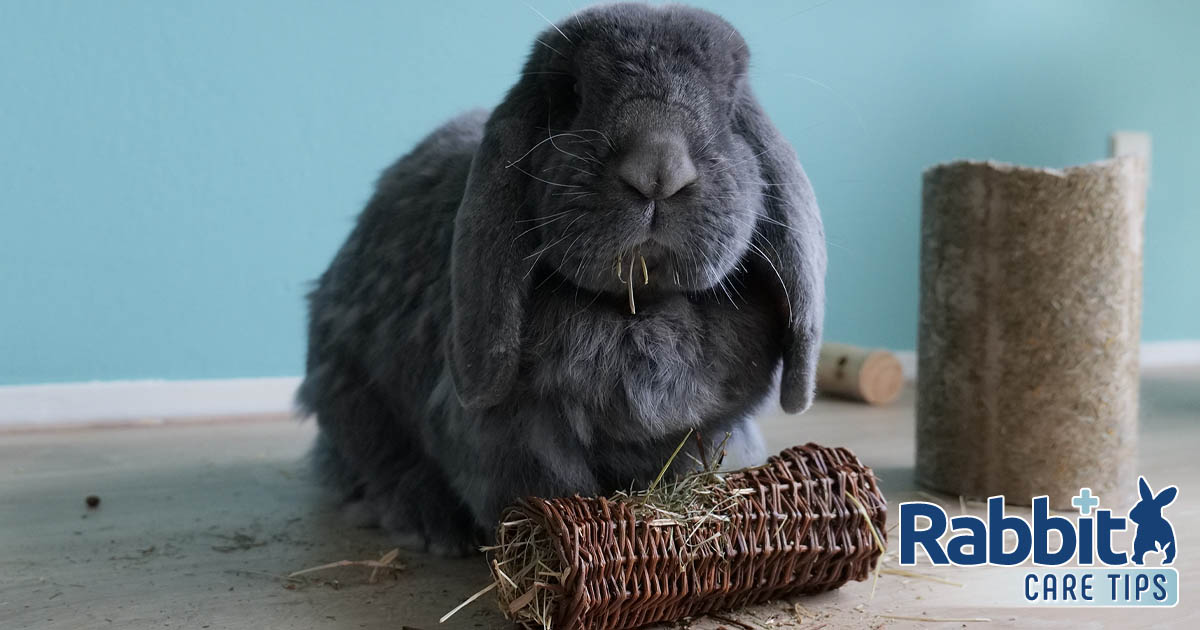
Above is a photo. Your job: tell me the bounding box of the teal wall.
[2,1,1197,385]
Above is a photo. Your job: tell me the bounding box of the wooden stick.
[816,343,904,405]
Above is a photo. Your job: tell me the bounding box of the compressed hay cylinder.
[489,444,886,630]
[817,342,905,405]
[917,157,1147,509]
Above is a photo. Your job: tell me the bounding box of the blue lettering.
[1060,573,1077,600]
[900,502,949,565]
[1134,573,1149,600]
[1025,573,1038,601]
[1077,517,1094,564]
[946,516,987,564]
[1095,511,1128,565]
[1033,497,1077,564]
[987,497,1032,565]
[1104,571,1123,597]
[1043,573,1057,599]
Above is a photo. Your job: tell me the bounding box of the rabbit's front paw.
[345,468,484,557]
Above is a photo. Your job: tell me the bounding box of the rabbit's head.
[450,4,825,412]
[1130,477,1178,526]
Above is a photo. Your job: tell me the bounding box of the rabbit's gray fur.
[299,3,825,555]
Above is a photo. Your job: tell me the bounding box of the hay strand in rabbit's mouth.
[616,251,650,314]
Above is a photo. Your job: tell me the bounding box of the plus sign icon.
[1072,488,1100,516]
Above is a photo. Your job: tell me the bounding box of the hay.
[288,548,406,582]
[878,615,991,623]
[877,568,962,587]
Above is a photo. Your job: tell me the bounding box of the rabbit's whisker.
[546,127,595,165]
[525,2,573,44]
[535,39,567,59]
[511,210,576,242]
[522,214,585,279]
[563,138,600,148]
[572,235,594,282]
[776,71,871,138]
[543,108,601,166]
[573,129,615,150]
[704,246,739,308]
[712,240,748,305]
[536,228,586,290]
[710,146,775,175]
[746,237,793,325]
[509,164,581,188]
[514,208,574,223]
[506,132,593,168]
[696,126,724,154]
[747,208,845,251]
[750,209,825,241]
[547,126,615,150]
[543,164,597,177]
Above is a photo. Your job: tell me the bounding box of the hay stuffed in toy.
[487,443,887,630]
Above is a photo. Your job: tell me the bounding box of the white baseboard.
[0,377,302,427]
[1140,339,1200,368]
[893,340,1199,382]
[894,350,917,381]
[0,341,1195,427]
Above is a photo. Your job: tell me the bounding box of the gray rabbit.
[299,3,826,555]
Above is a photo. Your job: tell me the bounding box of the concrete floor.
[1,369,1197,630]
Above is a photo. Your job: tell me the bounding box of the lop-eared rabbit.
[300,4,826,554]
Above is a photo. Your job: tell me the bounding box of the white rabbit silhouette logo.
[1128,477,1177,565]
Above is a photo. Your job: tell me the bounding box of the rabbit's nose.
[615,134,698,200]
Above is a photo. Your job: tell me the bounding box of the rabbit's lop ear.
[1156,486,1178,506]
[735,88,827,414]
[448,73,547,409]
[1139,477,1154,502]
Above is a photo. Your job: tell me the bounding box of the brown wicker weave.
[489,443,887,630]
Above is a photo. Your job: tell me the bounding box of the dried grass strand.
[288,548,405,579]
[439,581,498,623]
[878,615,991,623]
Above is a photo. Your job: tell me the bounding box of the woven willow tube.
[917,158,1147,509]
[489,444,886,630]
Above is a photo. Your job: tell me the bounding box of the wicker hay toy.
[487,443,887,630]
